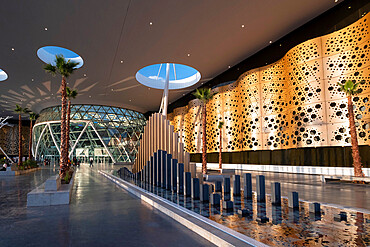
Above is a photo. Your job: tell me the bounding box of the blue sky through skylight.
[0,69,8,81]
[139,63,199,81]
[37,46,84,68]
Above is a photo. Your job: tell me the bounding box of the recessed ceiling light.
[269,41,272,44]
[129,99,132,102]
[44,27,48,31]
[187,54,190,57]
[89,95,91,98]
[228,66,231,68]
[241,24,245,28]
[11,48,15,51]
[279,44,282,47]
[120,60,124,64]
[83,74,86,77]
[31,79,34,81]
[348,6,351,9]
[335,0,338,2]
[111,89,114,91]
[149,22,153,25]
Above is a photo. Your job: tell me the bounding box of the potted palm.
[28,112,37,160]
[337,79,364,177]
[192,88,214,174]
[66,87,78,157]
[218,121,224,171]
[14,105,30,168]
[44,55,80,177]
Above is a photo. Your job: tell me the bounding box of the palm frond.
[44,64,57,76]
[218,121,224,129]
[29,112,37,120]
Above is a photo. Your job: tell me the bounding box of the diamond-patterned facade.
[33,105,147,163]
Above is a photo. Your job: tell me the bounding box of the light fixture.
[241,24,245,28]
[149,22,153,25]
[120,60,124,64]
[31,79,34,81]
[111,89,114,91]
[83,74,86,77]
[187,54,190,57]
[228,65,231,68]
[269,41,272,44]
[11,48,15,51]
[129,99,132,102]
[348,6,351,9]
[89,95,91,98]
[335,0,338,2]
[44,27,48,31]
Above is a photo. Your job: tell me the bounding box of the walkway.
[0,164,213,247]
[207,169,370,211]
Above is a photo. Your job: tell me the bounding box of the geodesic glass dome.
[32,105,147,163]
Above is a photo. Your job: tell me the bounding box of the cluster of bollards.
[120,152,330,224]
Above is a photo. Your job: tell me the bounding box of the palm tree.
[192,88,214,174]
[14,105,30,167]
[66,87,78,157]
[218,121,224,170]
[28,112,37,160]
[337,79,364,177]
[44,55,79,176]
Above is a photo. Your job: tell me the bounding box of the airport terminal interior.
[1,0,370,246]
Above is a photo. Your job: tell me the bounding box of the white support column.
[69,122,89,158]
[162,63,170,117]
[47,123,61,154]
[34,124,48,158]
[89,122,116,163]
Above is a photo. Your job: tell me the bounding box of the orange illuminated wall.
[168,13,370,154]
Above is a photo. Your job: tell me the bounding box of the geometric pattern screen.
[168,13,370,154]
[33,105,147,163]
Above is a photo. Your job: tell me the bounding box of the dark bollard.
[171,159,178,192]
[210,193,221,206]
[272,205,282,224]
[184,172,191,197]
[271,182,281,205]
[222,200,233,212]
[233,175,241,196]
[223,177,231,194]
[256,175,266,202]
[334,211,347,222]
[150,156,154,185]
[177,163,184,194]
[288,191,299,209]
[243,173,252,199]
[215,181,222,192]
[238,208,251,217]
[309,202,321,215]
[191,178,200,200]
[153,153,158,186]
[161,151,167,188]
[157,150,162,187]
[200,184,210,202]
[166,154,172,190]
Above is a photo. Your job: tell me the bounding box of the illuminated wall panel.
[170,13,370,154]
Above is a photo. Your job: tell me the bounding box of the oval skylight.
[0,69,8,81]
[136,63,201,90]
[37,46,84,68]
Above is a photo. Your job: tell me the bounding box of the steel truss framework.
[33,105,147,163]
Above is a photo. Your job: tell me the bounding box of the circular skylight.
[136,63,201,90]
[0,69,8,81]
[37,46,84,68]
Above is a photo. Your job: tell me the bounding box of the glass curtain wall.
[32,105,147,163]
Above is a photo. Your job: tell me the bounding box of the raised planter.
[0,166,41,176]
[27,172,75,207]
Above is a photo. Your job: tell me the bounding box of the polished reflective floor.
[0,164,213,247]
[209,169,370,211]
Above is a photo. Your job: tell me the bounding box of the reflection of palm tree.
[192,88,214,174]
[28,112,37,160]
[66,87,78,157]
[338,79,364,177]
[44,55,80,177]
[14,104,30,167]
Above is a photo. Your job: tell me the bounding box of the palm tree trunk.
[202,104,207,174]
[347,96,364,177]
[66,100,71,161]
[18,114,22,167]
[29,120,33,160]
[60,76,67,176]
[219,128,222,170]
